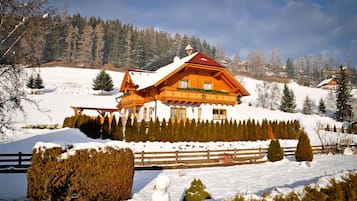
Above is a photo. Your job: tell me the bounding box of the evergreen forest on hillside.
[24,14,217,70]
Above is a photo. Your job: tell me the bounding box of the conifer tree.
[125,117,133,142]
[286,58,295,78]
[167,118,174,142]
[101,115,110,139]
[26,75,36,93]
[78,24,94,64]
[295,131,313,161]
[114,117,124,141]
[160,118,167,142]
[302,95,313,115]
[318,98,326,114]
[34,73,44,89]
[147,118,155,141]
[335,65,352,121]
[267,139,284,162]
[280,84,296,113]
[92,70,114,94]
[109,115,117,139]
[138,120,147,142]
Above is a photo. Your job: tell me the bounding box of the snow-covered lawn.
[1,131,356,201]
[0,67,356,200]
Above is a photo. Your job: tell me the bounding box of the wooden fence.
[0,145,338,173]
[0,152,32,173]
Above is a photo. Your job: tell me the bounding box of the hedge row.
[27,143,134,201]
[125,118,302,142]
[63,115,302,142]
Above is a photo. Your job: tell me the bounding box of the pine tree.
[295,131,313,161]
[318,98,326,114]
[335,65,352,121]
[92,70,114,94]
[94,22,105,66]
[280,84,296,113]
[267,139,284,162]
[78,24,94,65]
[34,73,44,89]
[302,95,313,115]
[286,58,295,78]
[26,75,36,92]
[101,115,110,139]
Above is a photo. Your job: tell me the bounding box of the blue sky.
[50,0,357,67]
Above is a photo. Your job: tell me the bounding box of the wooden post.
[175,151,179,164]
[18,152,22,166]
[141,151,145,165]
[234,148,237,160]
[207,150,210,162]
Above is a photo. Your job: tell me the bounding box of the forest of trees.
[24,13,217,70]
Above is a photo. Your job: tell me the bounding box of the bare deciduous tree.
[0,0,50,134]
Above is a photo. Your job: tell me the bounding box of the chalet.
[316,77,337,90]
[117,46,249,123]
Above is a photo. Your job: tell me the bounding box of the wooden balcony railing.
[118,93,145,108]
[159,89,237,105]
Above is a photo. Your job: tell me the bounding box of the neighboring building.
[117,49,249,123]
[316,77,337,90]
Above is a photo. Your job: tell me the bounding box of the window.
[170,107,186,121]
[180,80,188,88]
[213,109,227,120]
[204,82,212,90]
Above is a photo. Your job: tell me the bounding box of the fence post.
[234,148,237,160]
[175,151,179,163]
[141,151,144,166]
[207,150,210,162]
[18,152,22,166]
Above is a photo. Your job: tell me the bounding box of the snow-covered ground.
[0,67,356,200]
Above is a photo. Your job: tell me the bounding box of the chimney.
[173,56,180,63]
[185,44,193,56]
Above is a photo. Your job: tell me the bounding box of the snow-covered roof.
[128,52,198,90]
[316,78,335,88]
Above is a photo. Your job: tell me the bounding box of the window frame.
[180,80,189,88]
[212,108,227,120]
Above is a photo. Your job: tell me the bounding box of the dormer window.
[203,82,212,90]
[180,80,188,88]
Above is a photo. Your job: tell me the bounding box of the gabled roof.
[119,52,249,96]
[120,52,198,91]
[316,77,336,88]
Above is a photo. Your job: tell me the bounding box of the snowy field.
[0,67,356,200]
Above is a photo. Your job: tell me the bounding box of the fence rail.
[0,145,338,173]
[0,152,32,173]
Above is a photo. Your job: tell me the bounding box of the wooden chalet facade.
[117,51,249,122]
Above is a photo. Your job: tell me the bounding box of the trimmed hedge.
[267,139,284,162]
[295,131,313,162]
[27,142,134,201]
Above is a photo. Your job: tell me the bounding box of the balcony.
[118,93,145,109]
[159,89,237,105]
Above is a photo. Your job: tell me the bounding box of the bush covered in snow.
[267,139,284,162]
[27,142,134,200]
[184,178,211,201]
[295,131,313,161]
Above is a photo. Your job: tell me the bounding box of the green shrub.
[295,131,313,161]
[28,142,134,201]
[267,139,284,162]
[184,178,211,201]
